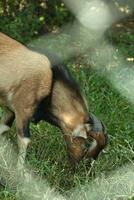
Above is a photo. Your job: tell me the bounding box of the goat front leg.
[0,108,15,134]
[12,86,36,170]
[15,110,34,182]
[13,92,37,181]
[13,97,35,167]
[16,117,31,170]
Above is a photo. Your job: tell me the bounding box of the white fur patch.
[89,139,97,151]
[22,137,31,146]
[0,124,10,134]
[72,124,87,139]
[17,137,31,170]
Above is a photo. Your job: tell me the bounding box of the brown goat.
[0,32,107,171]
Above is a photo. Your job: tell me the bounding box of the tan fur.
[51,80,89,132]
[45,74,107,169]
[0,32,52,112]
[0,33,107,171]
[0,32,52,169]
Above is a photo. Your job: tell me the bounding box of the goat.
[0,32,107,171]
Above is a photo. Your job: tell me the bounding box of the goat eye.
[85,140,92,149]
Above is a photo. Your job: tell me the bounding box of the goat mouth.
[84,132,108,159]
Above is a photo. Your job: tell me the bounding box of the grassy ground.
[0,24,134,200]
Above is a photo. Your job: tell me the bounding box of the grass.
[0,30,134,199]
[0,69,134,199]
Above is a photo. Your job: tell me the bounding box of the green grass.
[0,68,134,199]
[0,30,134,199]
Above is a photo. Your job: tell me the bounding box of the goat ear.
[72,130,87,139]
[71,125,88,139]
